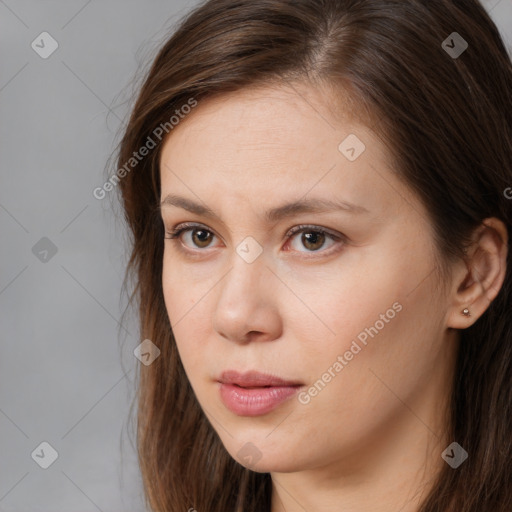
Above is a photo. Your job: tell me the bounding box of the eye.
[285,224,342,253]
[165,222,218,250]
[164,222,345,256]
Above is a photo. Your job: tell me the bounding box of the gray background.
[0,1,511,511]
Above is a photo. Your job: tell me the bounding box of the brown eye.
[190,228,214,248]
[166,223,345,258]
[301,231,326,251]
[287,226,340,254]
[164,224,218,250]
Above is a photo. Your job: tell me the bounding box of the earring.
[461,307,471,317]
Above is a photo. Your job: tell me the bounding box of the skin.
[158,82,508,512]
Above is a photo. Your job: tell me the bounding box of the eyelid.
[285,224,343,241]
[164,221,214,241]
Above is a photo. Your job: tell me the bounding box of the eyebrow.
[159,194,369,224]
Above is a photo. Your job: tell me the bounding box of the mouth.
[217,370,304,416]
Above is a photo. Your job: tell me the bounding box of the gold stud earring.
[461,307,471,317]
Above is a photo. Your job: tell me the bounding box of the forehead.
[158,83,411,221]
[160,83,369,161]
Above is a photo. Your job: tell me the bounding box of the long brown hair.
[112,0,512,510]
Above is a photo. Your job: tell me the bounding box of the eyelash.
[164,222,345,258]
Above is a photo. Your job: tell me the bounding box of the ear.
[446,217,508,329]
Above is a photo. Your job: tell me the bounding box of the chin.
[221,436,306,474]
[238,455,301,474]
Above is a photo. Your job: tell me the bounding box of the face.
[158,83,456,475]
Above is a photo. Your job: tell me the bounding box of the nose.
[212,250,282,345]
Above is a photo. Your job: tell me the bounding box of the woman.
[113,0,512,510]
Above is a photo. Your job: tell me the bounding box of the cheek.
[161,258,209,375]
[285,259,404,375]
[161,249,213,327]
[296,278,443,436]
[291,243,440,404]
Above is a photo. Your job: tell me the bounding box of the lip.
[217,370,303,416]
[218,370,303,387]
